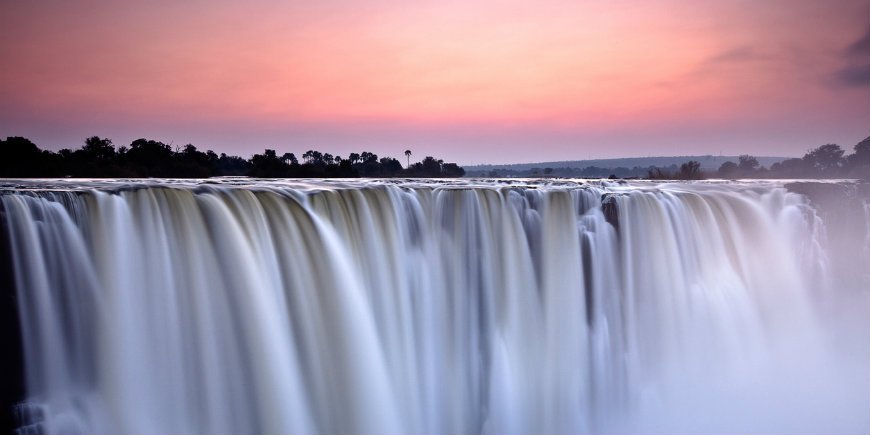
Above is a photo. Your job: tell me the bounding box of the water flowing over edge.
[1,179,869,435]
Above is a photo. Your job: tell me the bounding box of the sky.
[1,0,868,165]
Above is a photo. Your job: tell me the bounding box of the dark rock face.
[601,194,619,232]
[785,180,870,203]
[786,180,870,291]
[0,202,25,434]
[785,181,870,221]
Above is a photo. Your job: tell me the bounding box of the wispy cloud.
[846,25,870,56]
[706,46,769,64]
[834,64,870,87]
[685,46,772,81]
[833,25,870,88]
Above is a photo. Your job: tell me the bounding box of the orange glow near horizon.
[1,0,867,163]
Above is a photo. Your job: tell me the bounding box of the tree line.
[475,139,868,180]
[650,138,869,180]
[479,166,666,178]
[0,136,465,178]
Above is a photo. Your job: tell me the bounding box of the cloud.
[683,46,772,80]
[834,64,869,88]
[706,46,769,64]
[833,25,870,88]
[846,25,870,56]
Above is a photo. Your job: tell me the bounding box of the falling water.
[864,200,870,284]
[1,179,868,434]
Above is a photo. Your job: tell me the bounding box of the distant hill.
[464,155,788,177]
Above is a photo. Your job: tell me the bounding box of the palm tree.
[404,149,412,168]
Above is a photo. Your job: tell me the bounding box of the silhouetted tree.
[803,144,845,175]
[852,137,870,162]
[82,136,115,162]
[336,158,357,177]
[647,167,671,179]
[360,151,378,164]
[250,149,289,177]
[0,137,50,177]
[718,161,738,178]
[125,138,174,176]
[442,163,465,177]
[217,153,252,175]
[174,144,216,177]
[281,152,298,165]
[354,152,381,176]
[404,149,412,168]
[678,160,702,179]
[378,157,403,176]
[769,158,807,178]
[847,136,870,178]
[738,155,760,173]
[421,156,443,175]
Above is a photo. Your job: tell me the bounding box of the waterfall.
[864,200,870,286]
[2,180,868,434]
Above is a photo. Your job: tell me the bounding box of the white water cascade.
[2,179,868,434]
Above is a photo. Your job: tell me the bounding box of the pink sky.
[1,0,868,164]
